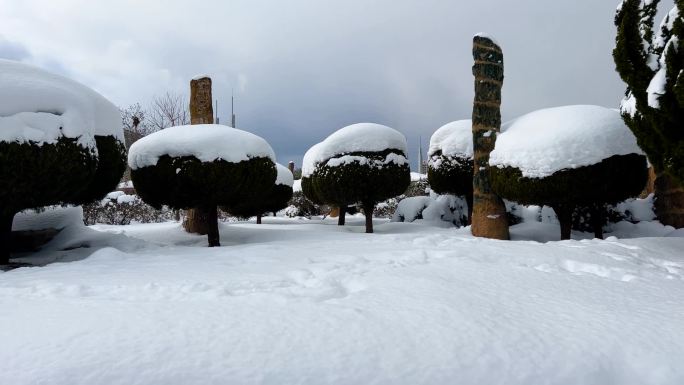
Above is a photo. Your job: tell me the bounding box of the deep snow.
[2,213,684,385]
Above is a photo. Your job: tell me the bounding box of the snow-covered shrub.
[392,196,432,222]
[285,191,326,218]
[489,105,648,240]
[225,163,294,223]
[0,59,125,264]
[128,124,276,246]
[303,123,411,233]
[614,0,684,228]
[391,194,468,225]
[82,191,175,225]
[427,120,474,221]
[614,0,684,183]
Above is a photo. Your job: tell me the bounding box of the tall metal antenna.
[418,136,424,173]
[231,89,236,128]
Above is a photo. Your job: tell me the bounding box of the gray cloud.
[1,0,674,168]
[0,36,31,61]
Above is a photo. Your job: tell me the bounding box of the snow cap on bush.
[0,59,122,149]
[489,105,643,178]
[128,124,276,170]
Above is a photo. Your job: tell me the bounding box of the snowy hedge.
[0,59,125,264]
[129,124,276,246]
[489,105,648,240]
[426,120,474,222]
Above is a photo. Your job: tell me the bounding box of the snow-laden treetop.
[301,123,408,177]
[428,120,473,159]
[275,163,294,187]
[128,124,276,170]
[0,59,122,149]
[489,105,644,178]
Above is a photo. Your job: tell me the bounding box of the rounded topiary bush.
[426,120,474,222]
[128,124,276,246]
[78,135,128,202]
[0,59,125,264]
[304,123,411,233]
[489,105,648,240]
[226,163,294,223]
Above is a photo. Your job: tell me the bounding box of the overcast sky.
[0,0,674,169]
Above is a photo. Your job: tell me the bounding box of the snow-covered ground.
[2,215,684,385]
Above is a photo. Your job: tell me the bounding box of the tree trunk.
[206,206,220,247]
[0,214,13,265]
[654,172,684,228]
[256,214,262,224]
[338,206,346,226]
[183,207,213,235]
[184,76,215,235]
[590,204,604,239]
[470,35,510,240]
[363,203,374,233]
[553,205,573,240]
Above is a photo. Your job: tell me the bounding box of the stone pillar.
[183,77,216,235]
[288,161,295,174]
[470,35,510,240]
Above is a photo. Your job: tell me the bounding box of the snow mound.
[0,59,122,149]
[392,194,468,225]
[428,120,473,159]
[302,123,407,177]
[275,163,294,187]
[490,105,643,178]
[127,124,276,170]
[410,172,426,182]
[12,206,84,232]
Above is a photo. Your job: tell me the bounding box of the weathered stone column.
[183,76,217,236]
[471,34,510,240]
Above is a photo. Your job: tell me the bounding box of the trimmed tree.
[614,0,684,227]
[426,120,474,223]
[0,59,125,265]
[129,124,276,247]
[489,105,648,240]
[307,123,410,233]
[226,163,294,223]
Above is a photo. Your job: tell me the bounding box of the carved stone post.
[471,35,510,240]
[183,77,217,238]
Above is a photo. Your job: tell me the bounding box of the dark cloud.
[1,0,675,169]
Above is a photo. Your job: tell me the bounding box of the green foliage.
[131,156,276,211]
[614,0,684,182]
[427,153,472,197]
[301,176,325,205]
[0,138,99,219]
[78,136,128,203]
[490,154,648,208]
[310,149,410,209]
[226,184,293,218]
